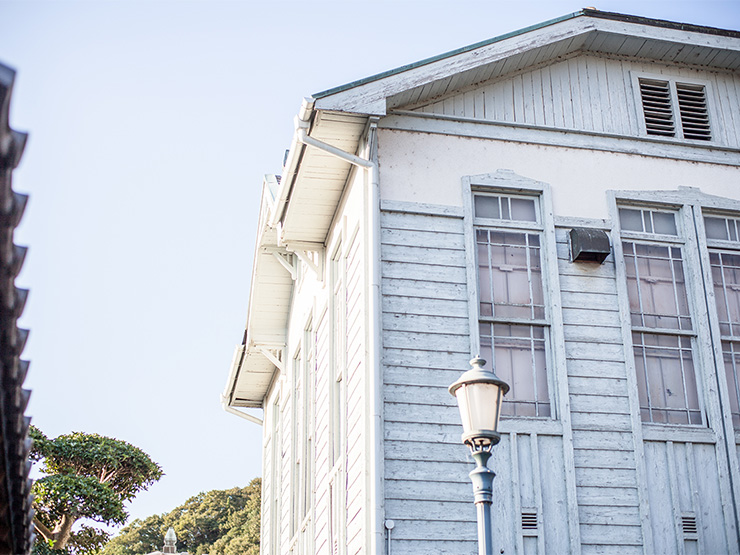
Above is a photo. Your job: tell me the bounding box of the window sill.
[500,418,562,436]
[642,423,716,444]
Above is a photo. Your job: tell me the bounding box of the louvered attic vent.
[639,78,711,141]
[521,509,538,531]
[640,79,674,137]
[676,83,711,140]
[681,513,698,537]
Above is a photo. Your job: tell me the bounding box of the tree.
[30,426,163,554]
[100,479,261,555]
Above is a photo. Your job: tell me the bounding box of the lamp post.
[449,356,510,555]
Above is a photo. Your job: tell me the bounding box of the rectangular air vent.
[681,513,698,536]
[639,79,675,137]
[676,83,711,141]
[521,509,538,531]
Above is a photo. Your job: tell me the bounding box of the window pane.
[474,194,537,222]
[632,332,700,424]
[710,250,740,337]
[620,208,644,232]
[480,324,550,418]
[620,207,677,236]
[653,211,678,236]
[510,198,537,222]
[722,341,740,429]
[623,242,692,331]
[474,196,500,219]
[478,231,545,319]
[705,216,730,240]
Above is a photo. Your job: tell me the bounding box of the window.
[637,77,712,141]
[705,215,740,428]
[291,349,302,537]
[618,207,702,424]
[474,193,551,417]
[328,241,346,555]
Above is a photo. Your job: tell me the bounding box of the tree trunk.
[52,514,76,550]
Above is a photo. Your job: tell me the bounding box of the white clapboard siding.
[344,231,365,555]
[381,209,477,553]
[381,209,572,553]
[281,391,293,554]
[262,433,273,555]
[555,228,644,553]
[406,53,740,148]
[314,313,330,554]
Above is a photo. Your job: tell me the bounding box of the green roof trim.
[312,10,584,100]
[312,8,740,100]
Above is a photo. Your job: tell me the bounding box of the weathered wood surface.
[344,232,366,555]
[381,210,572,553]
[407,53,740,149]
[643,440,737,554]
[555,228,645,553]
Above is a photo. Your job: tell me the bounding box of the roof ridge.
[312,9,740,101]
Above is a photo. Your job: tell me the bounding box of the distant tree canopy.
[100,479,261,555]
[30,426,163,555]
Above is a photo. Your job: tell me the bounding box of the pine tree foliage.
[30,426,163,554]
[100,479,261,555]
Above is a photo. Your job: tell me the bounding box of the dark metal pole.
[469,449,495,555]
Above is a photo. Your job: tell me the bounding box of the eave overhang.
[226,107,369,408]
[225,176,293,408]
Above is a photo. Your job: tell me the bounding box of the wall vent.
[639,77,712,141]
[676,83,711,141]
[639,78,675,137]
[681,513,698,536]
[521,509,538,531]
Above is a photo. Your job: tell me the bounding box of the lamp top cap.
[470,356,486,368]
[448,355,510,396]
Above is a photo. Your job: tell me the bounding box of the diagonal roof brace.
[255,345,285,373]
[270,250,296,280]
[285,243,324,282]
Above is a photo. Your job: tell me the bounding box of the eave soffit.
[312,11,740,116]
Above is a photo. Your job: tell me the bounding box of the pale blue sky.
[1,0,738,529]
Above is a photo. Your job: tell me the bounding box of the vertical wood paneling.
[406,53,740,149]
[644,440,733,555]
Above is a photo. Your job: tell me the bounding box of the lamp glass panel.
[455,382,502,435]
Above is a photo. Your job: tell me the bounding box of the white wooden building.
[223,9,740,554]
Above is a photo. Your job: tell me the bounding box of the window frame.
[462,171,566,427]
[610,189,740,440]
[631,72,717,144]
[700,210,740,436]
[617,205,706,426]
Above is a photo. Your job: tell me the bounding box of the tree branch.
[33,516,54,542]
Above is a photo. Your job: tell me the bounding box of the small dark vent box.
[569,227,611,264]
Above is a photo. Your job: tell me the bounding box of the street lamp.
[449,356,510,555]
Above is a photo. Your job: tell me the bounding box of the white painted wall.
[377,128,740,220]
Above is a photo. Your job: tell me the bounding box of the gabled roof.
[312,9,740,115]
[225,10,740,409]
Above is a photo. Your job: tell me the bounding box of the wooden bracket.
[256,345,285,373]
[286,244,325,282]
[271,251,297,280]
